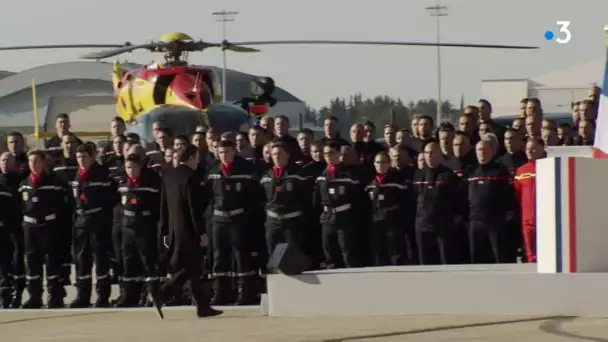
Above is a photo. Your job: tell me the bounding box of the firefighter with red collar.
[115,154,162,307]
[365,151,410,266]
[19,150,70,309]
[69,144,117,308]
[314,141,364,269]
[0,165,21,308]
[260,141,310,255]
[205,140,258,305]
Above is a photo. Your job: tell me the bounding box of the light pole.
[212,9,238,102]
[425,4,448,123]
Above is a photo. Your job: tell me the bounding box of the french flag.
[593,46,608,158]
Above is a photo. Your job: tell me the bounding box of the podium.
[536,156,608,273]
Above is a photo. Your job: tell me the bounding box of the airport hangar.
[0,61,307,137]
[480,56,603,117]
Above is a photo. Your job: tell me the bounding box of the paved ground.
[2,308,608,342]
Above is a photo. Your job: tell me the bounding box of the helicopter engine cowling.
[169,73,205,109]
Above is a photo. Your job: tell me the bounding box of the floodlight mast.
[425,4,448,123]
[212,9,238,102]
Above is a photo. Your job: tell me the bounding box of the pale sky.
[0,0,605,109]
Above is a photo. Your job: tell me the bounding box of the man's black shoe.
[197,306,223,318]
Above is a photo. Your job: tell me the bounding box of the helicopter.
[0,32,538,144]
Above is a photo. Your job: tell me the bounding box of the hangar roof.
[530,57,603,88]
[0,61,302,102]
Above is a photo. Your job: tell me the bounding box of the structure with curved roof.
[0,61,305,133]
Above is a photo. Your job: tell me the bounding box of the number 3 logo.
[556,21,572,44]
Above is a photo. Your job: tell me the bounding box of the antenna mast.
[212,9,238,102]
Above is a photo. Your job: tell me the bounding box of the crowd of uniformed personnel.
[0,90,599,310]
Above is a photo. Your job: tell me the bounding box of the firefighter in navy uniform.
[69,144,118,308]
[496,128,527,262]
[314,142,364,269]
[6,132,30,174]
[146,127,173,174]
[115,154,162,307]
[206,140,259,305]
[102,134,127,181]
[467,140,514,263]
[260,142,310,254]
[388,146,418,264]
[19,150,70,308]
[366,151,410,266]
[49,133,80,291]
[44,114,83,159]
[0,169,21,308]
[413,142,460,265]
[0,152,27,308]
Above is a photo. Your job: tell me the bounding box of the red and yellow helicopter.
[0,32,537,143]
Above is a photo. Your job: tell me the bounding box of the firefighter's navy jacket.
[467,162,514,223]
[413,165,460,232]
[260,164,310,221]
[364,169,408,223]
[19,173,69,227]
[497,151,527,178]
[313,164,363,224]
[146,150,165,174]
[206,156,257,222]
[102,152,125,181]
[51,155,78,182]
[0,181,21,234]
[70,164,117,224]
[117,170,161,228]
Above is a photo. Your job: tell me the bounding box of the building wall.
[481,79,529,117]
[0,79,112,131]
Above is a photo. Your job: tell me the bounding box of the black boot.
[234,276,258,306]
[22,279,43,309]
[114,283,140,308]
[147,281,164,320]
[46,279,65,308]
[0,293,13,309]
[94,281,111,308]
[11,279,25,308]
[69,285,91,308]
[209,277,232,306]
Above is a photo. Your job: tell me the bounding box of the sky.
[0,0,606,109]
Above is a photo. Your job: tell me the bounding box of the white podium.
[536,156,608,273]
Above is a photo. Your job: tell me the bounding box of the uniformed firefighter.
[0,171,21,308]
[0,152,27,308]
[99,116,127,156]
[19,150,70,308]
[413,142,460,265]
[274,115,303,161]
[51,132,80,287]
[147,127,173,174]
[365,151,410,266]
[102,134,127,182]
[6,132,29,174]
[314,141,364,269]
[69,144,117,308]
[44,114,83,159]
[388,145,418,264]
[115,154,162,307]
[206,140,258,305]
[467,140,514,263]
[260,141,310,255]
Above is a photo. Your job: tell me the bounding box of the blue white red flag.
[593,47,608,158]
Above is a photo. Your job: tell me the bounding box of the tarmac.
[2,282,607,341]
[2,306,608,341]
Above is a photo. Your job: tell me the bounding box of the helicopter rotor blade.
[80,43,160,60]
[0,44,127,51]
[222,43,260,53]
[225,40,539,50]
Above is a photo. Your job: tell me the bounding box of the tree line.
[303,93,464,133]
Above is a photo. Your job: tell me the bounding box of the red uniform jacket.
[513,161,535,227]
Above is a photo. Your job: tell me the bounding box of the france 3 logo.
[544,21,571,44]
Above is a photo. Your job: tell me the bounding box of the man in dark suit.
[156,144,222,318]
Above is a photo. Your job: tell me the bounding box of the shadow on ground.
[0,311,119,325]
[316,315,567,342]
